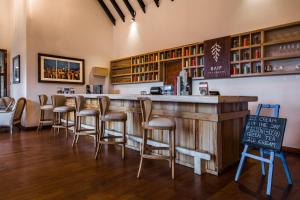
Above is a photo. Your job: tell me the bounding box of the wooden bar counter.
[65,94,257,176]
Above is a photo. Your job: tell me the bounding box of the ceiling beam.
[110,0,125,22]
[97,0,116,25]
[154,0,159,7]
[137,0,146,13]
[123,0,136,19]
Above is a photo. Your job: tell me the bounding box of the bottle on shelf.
[265,64,273,72]
[255,63,261,73]
[243,37,249,46]
[232,38,239,48]
[255,49,260,59]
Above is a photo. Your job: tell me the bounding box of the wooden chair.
[37,95,53,133]
[0,98,26,134]
[137,98,176,179]
[95,96,127,160]
[235,104,292,196]
[51,95,76,140]
[73,95,99,147]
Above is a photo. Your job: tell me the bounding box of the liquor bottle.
[255,49,260,59]
[243,38,249,46]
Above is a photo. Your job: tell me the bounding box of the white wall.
[111,0,300,148]
[0,0,12,95]
[10,0,27,99]
[23,0,114,126]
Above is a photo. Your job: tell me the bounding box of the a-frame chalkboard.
[235,104,292,196]
[242,115,287,151]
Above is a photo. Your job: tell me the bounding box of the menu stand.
[234,104,293,196]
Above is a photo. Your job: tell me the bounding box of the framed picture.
[13,55,21,84]
[38,53,85,84]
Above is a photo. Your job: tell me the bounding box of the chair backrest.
[0,97,15,111]
[13,98,26,122]
[38,95,48,106]
[98,96,110,116]
[75,95,85,112]
[255,104,280,118]
[51,95,66,108]
[138,97,152,123]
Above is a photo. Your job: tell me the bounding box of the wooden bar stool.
[73,95,100,147]
[51,95,76,140]
[137,98,176,179]
[37,95,53,133]
[95,96,127,160]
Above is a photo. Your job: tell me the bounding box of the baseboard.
[282,146,300,155]
[21,125,52,131]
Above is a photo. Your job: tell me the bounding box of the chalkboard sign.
[242,115,287,151]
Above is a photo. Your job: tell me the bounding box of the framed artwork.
[13,55,21,84]
[38,53,85,84]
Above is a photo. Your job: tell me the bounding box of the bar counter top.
[65,94,258,104]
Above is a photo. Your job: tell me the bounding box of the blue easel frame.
[234,104,292,196]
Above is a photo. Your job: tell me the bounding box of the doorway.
[0,49,7,97]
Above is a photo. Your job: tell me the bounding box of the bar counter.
[65,94,258,175]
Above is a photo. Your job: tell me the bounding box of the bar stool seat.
[40,104,53,110]
[53,106,75,113]
[76,109,99,117]
[143,117,175,129]
[102,112,127,121]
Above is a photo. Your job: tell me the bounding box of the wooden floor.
[0,129,300,200]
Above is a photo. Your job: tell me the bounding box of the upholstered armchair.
[0,97,15,111]
[0,98,26,134]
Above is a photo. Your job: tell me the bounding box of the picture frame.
[13,55,21,84]
[38,53,85,84]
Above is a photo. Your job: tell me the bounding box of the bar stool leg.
[65,112,69,140]
[137,129,147,178]
[76,116,81,144]
[122,121,126,160]
[172,129,176,179]
[95,121,104,160]
[169,130,172,168]
[72,116,78,147]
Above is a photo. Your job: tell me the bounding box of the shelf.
[132,79,160,83]
[131,61,159,66]
[183,54,204,58]
[111,65,131,70]
[230,61,240,64]
[230,45,261,51]
[264,37,300,46]
[183,65,204,69]
[111,73,132,78]
[132,70,159,75]
[160,57,182,62]
[240,60,251,64]
[264,54,300,61]
[251,44,262,48]
[231,71,300,78]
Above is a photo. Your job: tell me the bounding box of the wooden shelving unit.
[182,43,205,79]
[111,21,300,84]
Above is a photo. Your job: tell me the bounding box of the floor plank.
[0,128,299,200]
